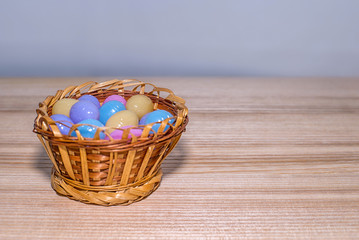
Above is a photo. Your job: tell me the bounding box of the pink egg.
[103,95,127,106]
[105,126,143,140]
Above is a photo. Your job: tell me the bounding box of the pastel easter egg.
[139,112,151,125]
[105,110,139,133]
[50,114,74,135]
[78,95,101,108]
[99,100,126,125]
[144,109,174,133]
[103,95,127,106]
[105,126,143,140]
[71,119,105,139]
[52,98,78,117]
[126,95,154,119]
[70,101,100,123]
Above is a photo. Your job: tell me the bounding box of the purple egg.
[70,101,100,123]
[50,114,74,135]
[78,95,101,108]
[105,126,143,140]
[103,95,127,106]
[139,112,151,125]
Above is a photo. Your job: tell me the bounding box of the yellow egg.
[105,110,139,133]
[52,98,78,117]
[126,95,154,119]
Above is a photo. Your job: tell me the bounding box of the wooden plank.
[0,77,358,239]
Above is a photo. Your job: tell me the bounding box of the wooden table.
[1,77,358,239]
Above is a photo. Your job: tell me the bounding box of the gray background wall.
[1,0,359,77]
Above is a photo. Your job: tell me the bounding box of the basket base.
[51,169,162,206]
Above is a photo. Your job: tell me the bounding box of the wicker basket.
[33,79,188,206]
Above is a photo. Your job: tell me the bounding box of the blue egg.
[99,100,126,125]
[50,114,74,135]
[139,112,151,125]
[144,110,174,133]
[70,101,100,123]
[71,119,105,139]
[78,95,101,109]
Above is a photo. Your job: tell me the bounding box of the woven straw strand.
[52,169,163,206]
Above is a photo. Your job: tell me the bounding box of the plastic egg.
[99,100,126,125]
[50,114,74,135]
[52,98,78,117]
[71,119,105,139]
[126,95,154,119]
[105,126,143,140]
[144,109,174,133]
[103,95,127,106]
[78,95,101,108]
[70,101,100,123]
[105,110,139,133]
[139,112,151,125]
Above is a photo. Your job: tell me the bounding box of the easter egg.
[78,95,101,108]
[99,100,126,125]
[71,119,105,139]
[52,98,78,117]
[105,126,143,140]
[105,110,139,133]
[50,114,74,135]
[144,110,174,133]
[70,101,100,123]
[103,95,127,106]
[126,95,154,119]
[139,112,151,125]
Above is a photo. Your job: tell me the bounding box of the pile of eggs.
[50,94,174,140]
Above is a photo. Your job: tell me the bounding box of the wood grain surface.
[0,77,358,239]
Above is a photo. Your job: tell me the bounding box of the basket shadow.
[34,146,53,180]
[161,140,187,179]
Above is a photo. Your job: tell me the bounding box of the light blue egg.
[71,119,105,139]
[144,110,174,133]
[70,101,100,123]
[99,100,126,125]
[50,114,74,135]
[78,95,101,108]
[139,112,151,125]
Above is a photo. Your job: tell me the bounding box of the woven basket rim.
[33,79,189,147]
